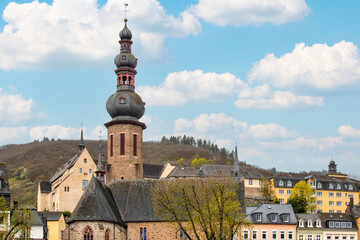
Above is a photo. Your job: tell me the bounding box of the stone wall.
[66,221,126,240]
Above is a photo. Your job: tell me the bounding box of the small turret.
[95,138,106,183]
[232,145,240,178]
[328,159,337,173]
[78,128,85,151]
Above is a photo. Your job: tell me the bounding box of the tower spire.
[78,122,85,151]
[95,131,106,183]
[232,144,240,179]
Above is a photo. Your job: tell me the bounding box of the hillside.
[0,139,235,204]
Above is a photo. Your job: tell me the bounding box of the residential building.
[37,132,97,212]
[296,214,323,240]
[271,161,360,213]
[319,213,358,240]
[42,212,66,240]
[243,204,297,240]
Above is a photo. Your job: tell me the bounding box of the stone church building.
[59,18,245,240]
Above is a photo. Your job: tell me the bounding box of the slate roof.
[319,213,358,231]
[42,212,63,221]
[31,211,45,226]
[39,181,51,193]
[67,177,125,226]
[167,166,199,178]
[50,150,82,183]
[246,204,297,224]
[199,164,266,179]
[143,163,163,179]
[0,163,10,194]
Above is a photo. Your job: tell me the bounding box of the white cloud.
[338,125,360,138]
[248,41,360,92]
[29,125,80,140]
[138,70,246,106]
[235,84,324,109]
[0,88,44,125]
[190,0,309,26]
[0,0,201,70]
[0,126,28,144]
[175,113,247,133]
[239,123,297,139]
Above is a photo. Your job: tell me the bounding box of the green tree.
[151,178,250,240]
[191,157,212,170]
[259,178,276,202]
[0,197,33,240]
[288,180,316,213]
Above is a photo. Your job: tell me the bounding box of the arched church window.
[128,76,132,85]
[122,76,127,84]
[83,226,93,240]
[105,229,110,240]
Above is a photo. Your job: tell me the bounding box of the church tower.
[105,18,146,183]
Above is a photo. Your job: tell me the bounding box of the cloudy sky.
[1,0,360,176]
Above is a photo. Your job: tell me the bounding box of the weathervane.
[98,130,103,142]
[124,3,129,19]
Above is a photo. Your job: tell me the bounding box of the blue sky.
[1,0,360,176]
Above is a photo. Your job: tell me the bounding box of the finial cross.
[98,130,103,141]
[124,3,129,19]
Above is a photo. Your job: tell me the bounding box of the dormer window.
[283,215,289,222]
[271,215,277,222]
[341,222,346,228]
[287,181,292,187]
[335,222,340,228]
[317,182,322,188]
[329,183,334,189]
[337,184,341,190]
[349,185,353,191]
[279,180,284,186]
[347,222,352,228]
[256,214,262,222]
[299,220,304,227]
[316,220,321,227]
[308,220,313,227]
[329,221,334,228]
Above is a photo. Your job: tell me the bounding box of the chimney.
[350,196,354,208]
[346,197,354,214]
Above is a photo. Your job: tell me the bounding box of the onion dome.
[114,52,137,69]
[106,91,145,121]
[119,19,132,40]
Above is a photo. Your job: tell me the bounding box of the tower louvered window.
[120,133,125,155]
[133,134,137,156]
[83,226,93,240]
[110,135,113,157]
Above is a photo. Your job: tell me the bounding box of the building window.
[64,186,69,192]
[342,237,347,240]
[140,227,147,240]
[308,220,313,227]
[329,183,334,189]
[299,220,304,227]
[244,230,249,240]
[83,226,93,240]
[249,179,253,185]
[317,182,322,188]
[329,192,334,197]
[347,222,352,228]
[279,180,284,186]
[326,236,331,240]
[329,201,334,206]
[288,231,293,240]
[256,214,262,222]
[89,169,91,174]
[82,180,88,190]
[286,190,292,195]
[317,191,322,197]
[120,133,125,155]
[337,184,341,190]
[280,231,285,240]
[316,220,321,227]
[80,168,82,173]
[287,181,292,187]
[133,134,137,156]
[105,229,110,240]
[110,135,113,157]
[337,201,342,207]
[271,215,277,222]
[262,231,267,240]
[336,193,341,198]
[84,158,87,163]
[316,235,322,240]
[349,194,353,198]
[335,222,340,228]
[259,180,262,185]
[272,231,277,240]
[299,235,304,240]
[317,200,323,206]
[279,190,284,195]
[283,215,289,222]
[341,222,346,228]
[280,199,284,204]
[329,221,334,228]
[253,231,258,240]
[349,185,353,191]
[308,234,313,240]
[329,210,334,213]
